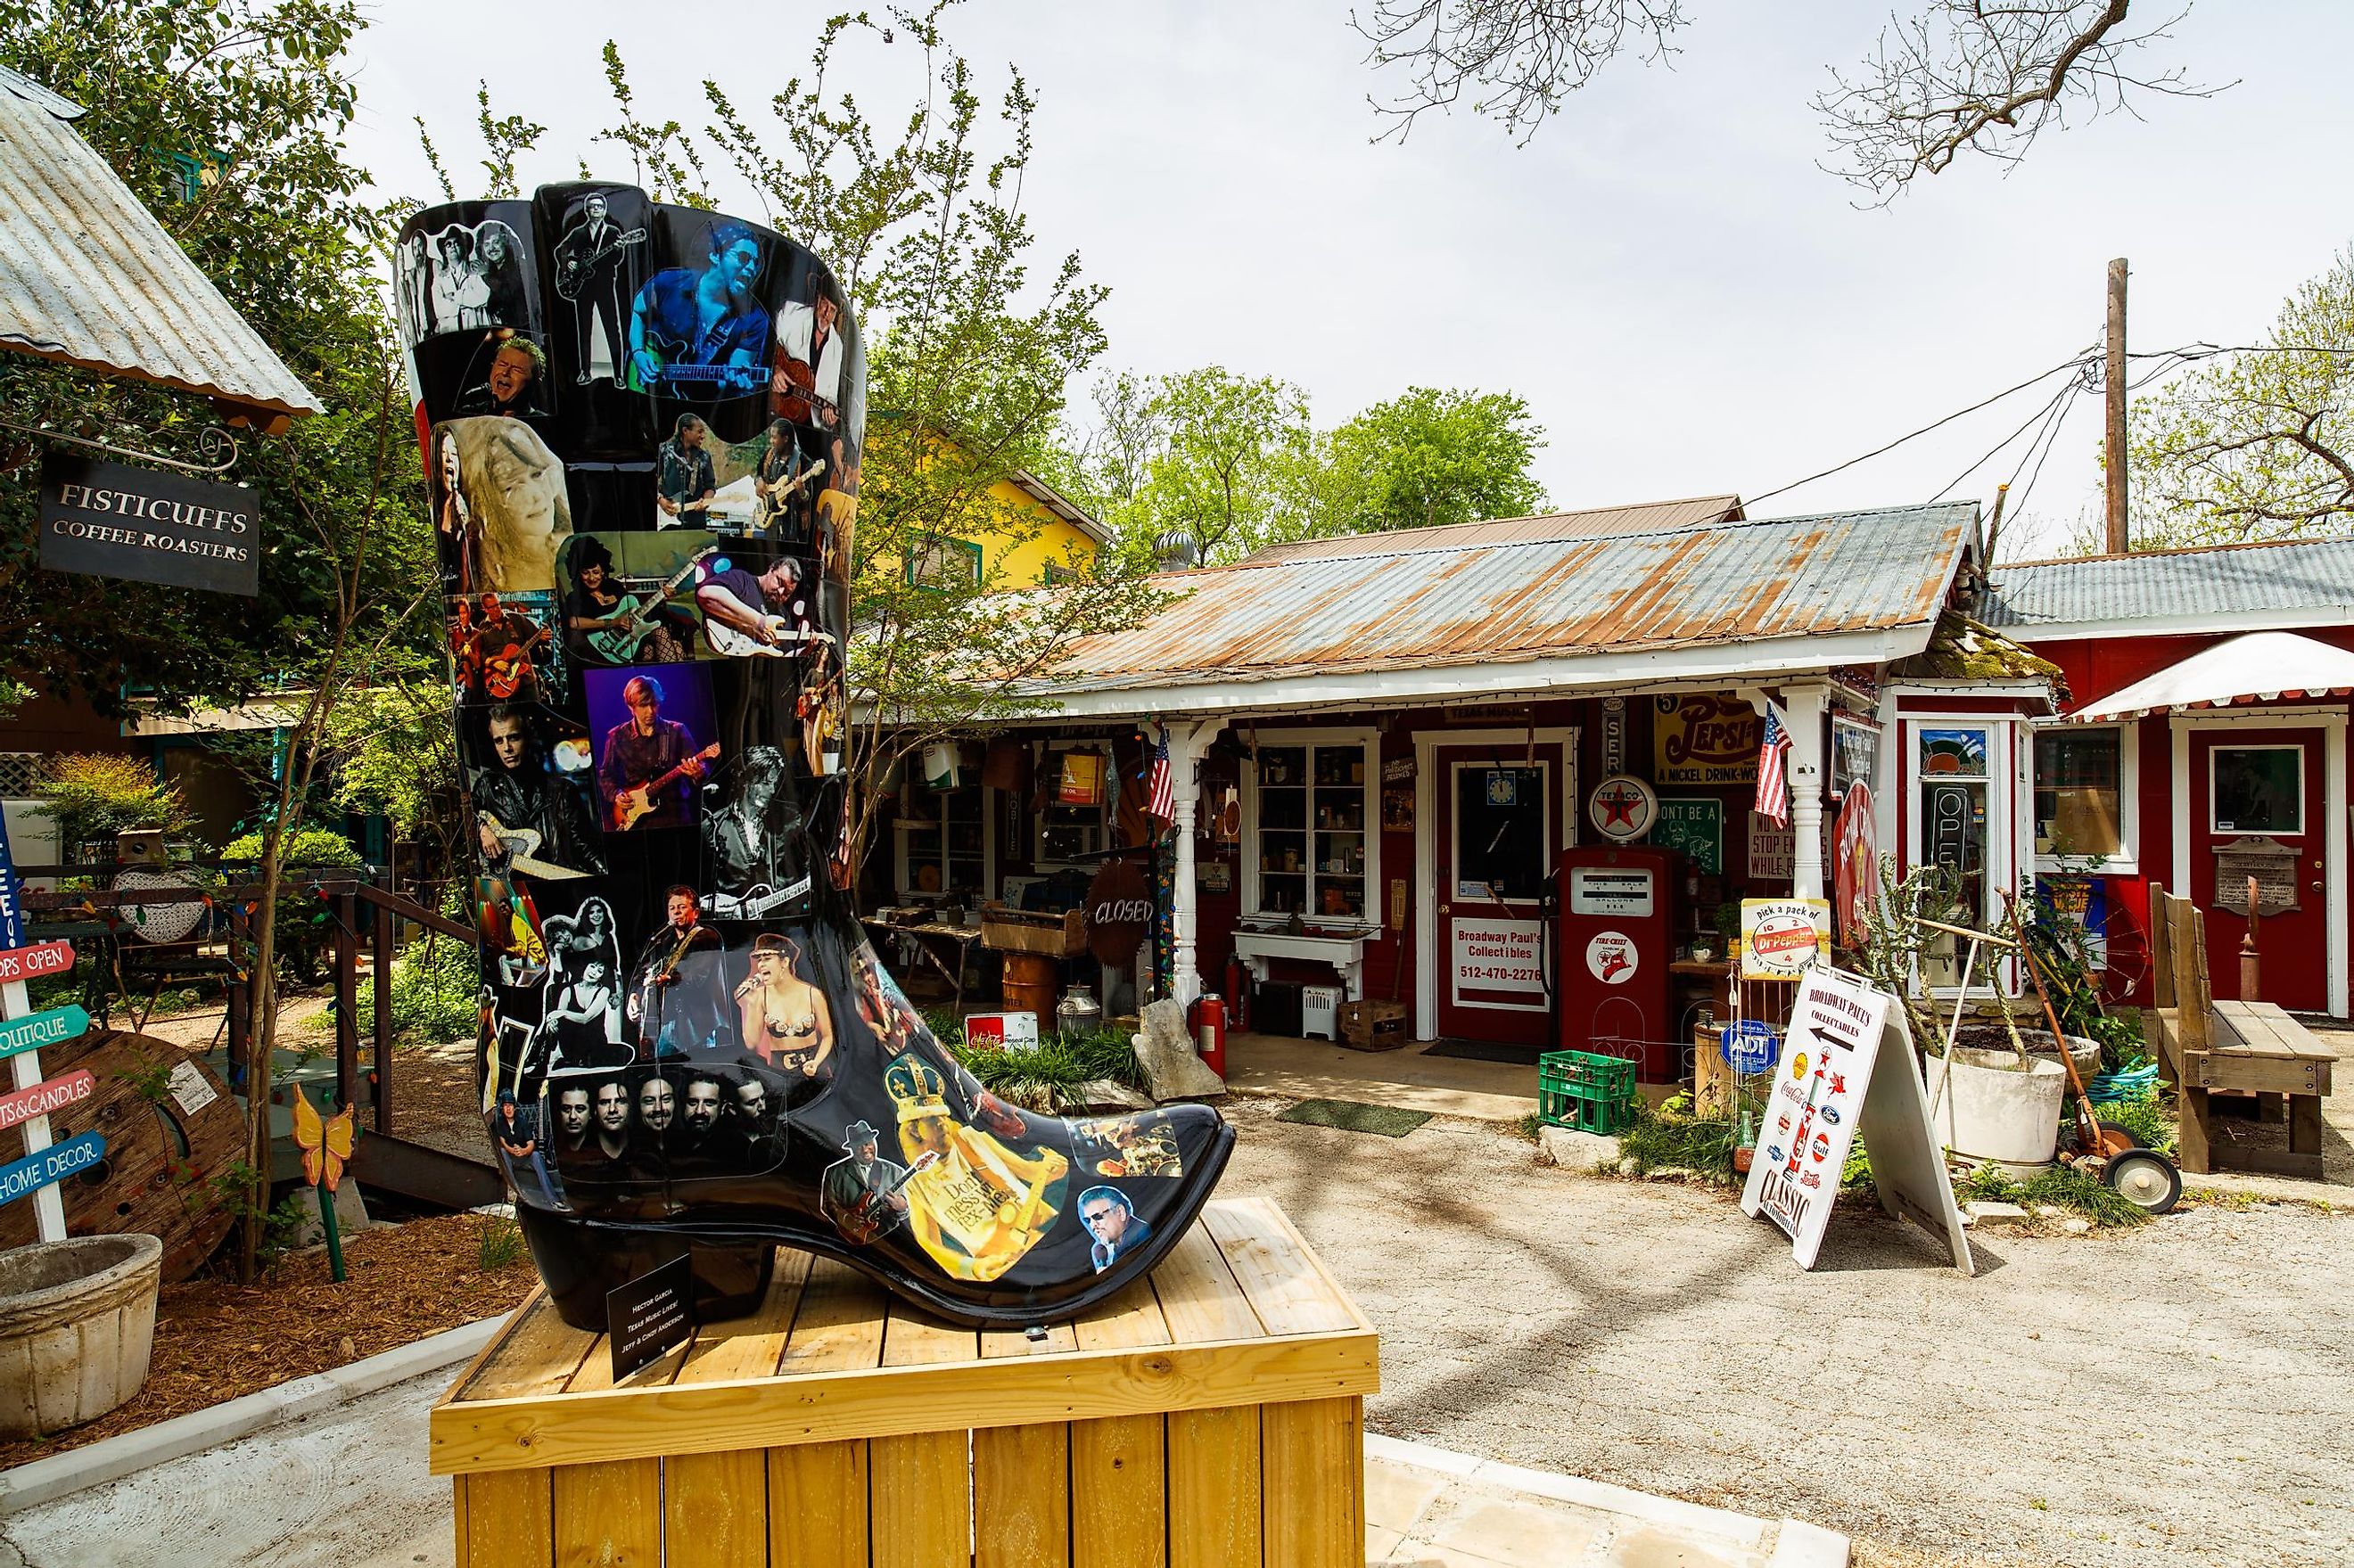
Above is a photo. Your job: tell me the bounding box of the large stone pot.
[1925,1048,2068,1172]
[0,1233,162,1439]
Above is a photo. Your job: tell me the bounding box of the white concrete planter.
[1925,1048,2066,1171]
[1953,1025,2100,1087]
[0,1234,162,1440]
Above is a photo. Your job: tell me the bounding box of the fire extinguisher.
[1189,994,1228,1079]
[1224,954,1250,1032]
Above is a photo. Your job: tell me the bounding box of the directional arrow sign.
[0,1129,104,1208]
[0,1005,89,1061]
[0,941,73,984]
[0,1070,95,1133]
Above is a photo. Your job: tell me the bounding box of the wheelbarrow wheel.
[2103,1149,2182,1215]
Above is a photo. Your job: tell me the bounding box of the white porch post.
[1783,681,1830,903]
[1165,719,1226,1006]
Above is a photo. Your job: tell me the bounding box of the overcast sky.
[345,2,2354,560]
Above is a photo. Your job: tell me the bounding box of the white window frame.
[2029,719,2141,875]
[1239,727,1380,927]
[893,784,997,900]
[2207,742,2308,837]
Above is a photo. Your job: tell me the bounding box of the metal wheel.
[2103,1150,2182,1215]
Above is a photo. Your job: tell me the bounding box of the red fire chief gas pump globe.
[1555,845,1674,1080]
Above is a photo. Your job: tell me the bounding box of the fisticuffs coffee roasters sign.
[38,453,261,595]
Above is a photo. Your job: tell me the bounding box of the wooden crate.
[980,907,1088,957]
[433,1196,1377,1568]
[1336,999,1408,1052]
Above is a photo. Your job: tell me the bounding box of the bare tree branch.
[1815,1,2226,202]
[1353,0,1688,145]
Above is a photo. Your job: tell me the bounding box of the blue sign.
[0,1005,91,1061]
[0,1129,104,1207]
[1721,1018,1780,1075]
[0,809,21,952]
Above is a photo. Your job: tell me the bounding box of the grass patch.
[1617,1095,1743,1186]
[1276,1099,1433,1137]
[1510,1111,1542,1143]
[2093,1089,2178,1157]
[476,1213,525,1270]
[1959,1161,2150,1228]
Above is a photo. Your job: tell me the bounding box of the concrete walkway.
[0,1364,1842,1568]
[1227,1031,1542,1121]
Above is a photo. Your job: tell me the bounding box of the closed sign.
[1084,858,1151,966]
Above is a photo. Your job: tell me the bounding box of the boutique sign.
[38,453,260,595]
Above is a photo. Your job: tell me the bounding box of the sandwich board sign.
[1739,965,1973,1276]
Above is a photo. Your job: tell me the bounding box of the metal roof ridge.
[1998,534,2354,571]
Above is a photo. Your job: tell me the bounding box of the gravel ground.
[1219,1096,2354,1568]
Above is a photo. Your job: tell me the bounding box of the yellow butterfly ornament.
[292,1087,359,1280]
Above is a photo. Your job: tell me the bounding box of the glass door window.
[1914,724,1991,989]
[897,784,986,899]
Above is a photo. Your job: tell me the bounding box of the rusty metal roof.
[0,70,321,422]
[1244,494,1745,564]
[1025,500,1979,711]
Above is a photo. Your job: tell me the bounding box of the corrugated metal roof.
[1244,494,1744,565]
[0,71,320,421]
[1982,537,2354,632]
[1029,500,1978,698]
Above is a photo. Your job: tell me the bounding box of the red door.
[2185,726,2329,1010]
[1435,748,1559,1047]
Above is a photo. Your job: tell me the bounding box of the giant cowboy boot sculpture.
[400,184,1231,1331]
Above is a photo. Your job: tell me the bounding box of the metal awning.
[0,68,321,429]
[2067,631,2354,721]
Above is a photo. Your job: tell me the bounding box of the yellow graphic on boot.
[886,1052,1069,1282]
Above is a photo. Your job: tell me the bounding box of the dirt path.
[1218,1098,2354,1568]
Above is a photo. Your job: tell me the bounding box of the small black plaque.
[606,1253,696,1381]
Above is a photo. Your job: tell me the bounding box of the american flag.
[1145,730,1175,824]
[1755,705,1791,827]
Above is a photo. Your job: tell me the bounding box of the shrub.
[389,935,482,1046]
[219,825,363,866]
[31,753,193,850]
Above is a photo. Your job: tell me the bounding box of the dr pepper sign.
[1740,898,1830,981]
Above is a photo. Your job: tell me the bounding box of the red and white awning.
[2067,630,2354,721]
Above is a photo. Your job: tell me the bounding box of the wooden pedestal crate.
[432,1196,1378,1568]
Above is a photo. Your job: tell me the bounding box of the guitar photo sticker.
[560,531,718,669]
[462,702,607,880]
[585,663,720,833]
[448,590,559,707]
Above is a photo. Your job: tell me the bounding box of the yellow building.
[903,466,1108,590]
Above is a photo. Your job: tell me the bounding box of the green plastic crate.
[1539,1048,1639,1135]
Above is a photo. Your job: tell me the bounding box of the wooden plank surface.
[551,1456,660,1567]
[770,1439,869,1568]
[1204,1200,1356,1335]
[435,1318,1378,1474]
[1261,1396,1363,1568]
[1153,1225,1267,1343]
[778,1258,890,1375]
[1072,1279,1173,1568]
[975,1312,1075,1568]
[456,1469,549,1568]
[458,1293,597,1402]
[872,1300,977,1568]
[2197,1054,2326,1097]
[1158,1227,1266,1568]
[666,1447,769,1568]
[678,1250,810,1384]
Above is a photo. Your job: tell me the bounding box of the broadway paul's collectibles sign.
[38,452,261,595]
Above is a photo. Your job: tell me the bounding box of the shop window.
[1914,725,1990,984]
[908,533,983,590]
[2210,745,2303,835]
[2033,727,2128,863]
[1042,560,1081,586]
[1247,735,1376,922]
[896,783,987,899]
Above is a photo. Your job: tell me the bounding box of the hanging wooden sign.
[1084,857,1152,966]
[38,453,261,595]
[0,941,74,985]
[0,1129,105,1208]
[0,1003,90,1060]
[0,1069,95,1133]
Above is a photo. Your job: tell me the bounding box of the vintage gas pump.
[1554,844,1675,1080]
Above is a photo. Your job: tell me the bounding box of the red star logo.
[1598,784,1642,829]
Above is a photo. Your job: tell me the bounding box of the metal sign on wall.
[37,453,260,595]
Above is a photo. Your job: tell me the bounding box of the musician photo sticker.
[549,189,649,386]
[628,214,771,398]
[455,332,550,421]
[429,417,574,594]
[397,209,537,344]
[561,532,705,669]
[587,662,720,833]
[474,870,549,989]
[701,746,814,923]
[464,701,606,880]
[694,549,817,658]
[449,590,556,706]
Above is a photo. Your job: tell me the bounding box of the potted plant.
[0,1234,162,1439]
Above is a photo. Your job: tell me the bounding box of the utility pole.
[2105,257,2129,554]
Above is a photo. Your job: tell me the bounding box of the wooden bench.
[432,1195,1377,1568]
[2144,889,2336,1178]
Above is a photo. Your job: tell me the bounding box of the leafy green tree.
[0,0,433,714]
[2127,246,2354,547]
[1315,386,1546,535]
